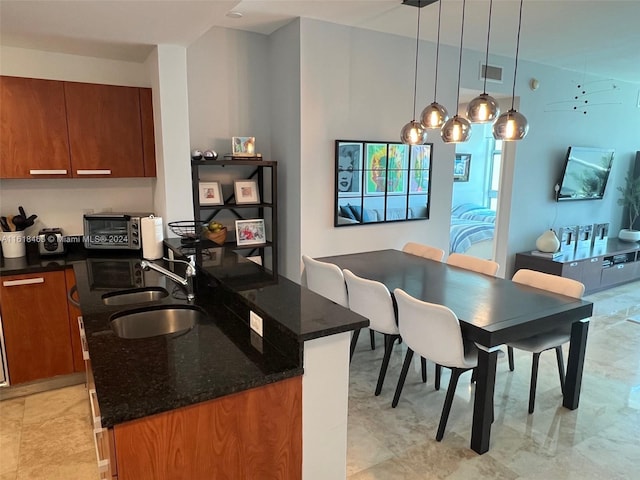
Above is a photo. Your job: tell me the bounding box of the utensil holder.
[1,231,26,258]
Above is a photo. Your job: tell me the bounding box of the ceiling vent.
[480,63,503,83]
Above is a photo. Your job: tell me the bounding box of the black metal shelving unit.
[191,159,278,275]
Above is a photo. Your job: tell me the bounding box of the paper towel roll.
[141,216,164,260]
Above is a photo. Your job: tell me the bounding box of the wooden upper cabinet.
[0,76,72,178]
[139,88,157,177]
[65,82,145,178]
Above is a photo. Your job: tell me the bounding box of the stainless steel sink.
[110,304,205,339]
[102,287,169,306]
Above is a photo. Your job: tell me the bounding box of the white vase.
[618,229,640,242]
[535,229,560,252]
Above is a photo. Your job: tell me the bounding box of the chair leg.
[436,368,464,441]
[392,348,414,408]
[375,334,397,396]
[508,346,515,371]
[421,357,427,383]
[435,364,442,391]
[555,346,565,394]
[349,329,361,362]
[369,329,376,350]
[528,352,541,414]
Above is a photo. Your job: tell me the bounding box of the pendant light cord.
[411,2,422,120]
[482,0,494,95]
[454,0,467,110]
[432,0,443,102]
[511,0,524,110]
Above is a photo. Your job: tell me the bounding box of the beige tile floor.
[346,281,640,479]
[0,281,638,479]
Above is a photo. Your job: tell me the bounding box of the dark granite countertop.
[3,238,366,428]
[164,237,369,341]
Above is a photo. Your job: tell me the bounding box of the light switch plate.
[250,311,263,337]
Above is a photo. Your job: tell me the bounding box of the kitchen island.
[73,239,367,480]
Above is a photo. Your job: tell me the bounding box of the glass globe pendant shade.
[420,102,449,129]
[400,120,427,145]
[466,93,500,123]
[492,109,529,141]
[441,115,471,143]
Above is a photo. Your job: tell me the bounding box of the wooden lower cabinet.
[109,376,302,480]
[0,270,74,384]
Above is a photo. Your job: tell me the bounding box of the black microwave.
[83,212,152,250]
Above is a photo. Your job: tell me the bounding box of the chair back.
[343,270,399,335]
[394,288,470,369]
[301,255,349,307]
[512,269,584,299]
[402,242,445,262]
[446,253,499,276]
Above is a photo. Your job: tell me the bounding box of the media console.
[515,238,640,294]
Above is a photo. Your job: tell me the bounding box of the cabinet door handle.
[89,388,102,428]
[29,169,68,175]
[569,262,578,267]
[590,258,599,263]
[2,277,44,287]
[617,264,625,269]
[78,317,90,361]
[76,169,112,175]
[92,427,110,474]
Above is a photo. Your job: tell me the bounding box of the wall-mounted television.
[556,146,614,201]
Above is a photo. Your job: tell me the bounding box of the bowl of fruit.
[204,221,227,245]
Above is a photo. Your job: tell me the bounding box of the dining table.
[318,249,594,454]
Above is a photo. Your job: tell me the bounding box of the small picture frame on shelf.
[232,136,256,156]
[235,219,266,246]
[234,179,260,204]
[199,181,223,206]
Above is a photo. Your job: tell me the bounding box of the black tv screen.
[557,146,614,201]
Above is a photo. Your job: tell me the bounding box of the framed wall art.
[454,153,471,182]
[234,179,260,204]
[199,181,223,206]
[235,219,266,246]
[335,140,433,227]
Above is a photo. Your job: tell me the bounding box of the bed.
[450,203,496,257]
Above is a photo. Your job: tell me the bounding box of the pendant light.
[467,0,500,123]
[441,0,471,143]
[400,1,427,145]
[420,0,448,129]
[493,0,529,141]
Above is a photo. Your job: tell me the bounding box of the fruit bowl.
[204,226,227,245]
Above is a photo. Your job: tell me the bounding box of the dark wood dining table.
[318,249,594,454]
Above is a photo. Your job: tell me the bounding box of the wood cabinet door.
[139,88,156,177]
[0,76,72,178]
[64,82,144,178]
[1,270,74,384]
[64,268,85,373]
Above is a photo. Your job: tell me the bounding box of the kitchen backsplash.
[0,178,154,235]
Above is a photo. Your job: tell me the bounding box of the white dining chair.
[391,288,477,441]
[343,269,401,395]
[507,269,585,413]
[446,253,499,276]
[402,242,445,262]
[301,255,375,359]
[301,255,348,307]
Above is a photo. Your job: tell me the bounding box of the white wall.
[298,19,457,272]
[0,46,155,234]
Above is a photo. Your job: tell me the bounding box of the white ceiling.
[1,0,639,84]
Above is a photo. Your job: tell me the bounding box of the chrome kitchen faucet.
[140,256,196,302]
